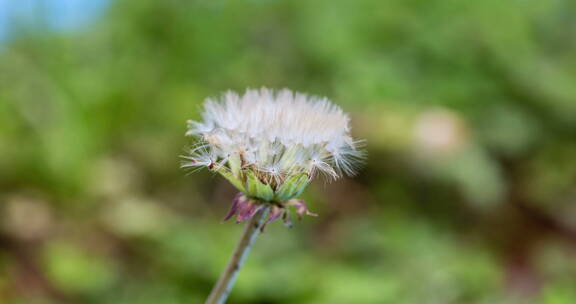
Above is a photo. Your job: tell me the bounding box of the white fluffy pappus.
[183,88,364,185]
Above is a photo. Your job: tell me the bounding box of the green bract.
[217,167,310,203]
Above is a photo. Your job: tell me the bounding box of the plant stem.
[205,205,270,304]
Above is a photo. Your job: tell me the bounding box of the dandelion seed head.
[183,88,364,202]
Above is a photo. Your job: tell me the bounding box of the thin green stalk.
[205,205,270,304]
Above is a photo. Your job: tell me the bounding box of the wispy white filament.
[183,88,363,180]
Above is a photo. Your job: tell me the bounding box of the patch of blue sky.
[0,0,111,41]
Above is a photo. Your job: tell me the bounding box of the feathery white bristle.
[184,88,363,181]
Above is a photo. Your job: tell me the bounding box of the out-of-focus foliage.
[1,0,576,303]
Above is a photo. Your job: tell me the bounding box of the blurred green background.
[1,0,576,303]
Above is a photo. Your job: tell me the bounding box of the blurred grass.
[1,0,576,303]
